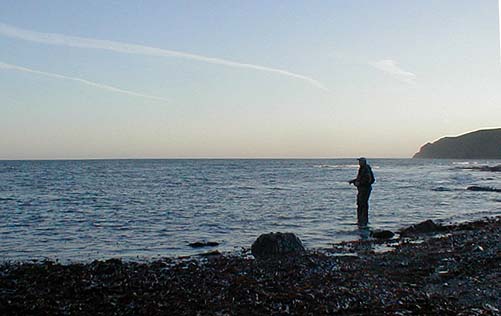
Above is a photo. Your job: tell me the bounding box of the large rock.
[400,219,446,236]
[251,232,305,259]
[370,230,395,239]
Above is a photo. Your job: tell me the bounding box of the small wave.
[332,187,352,191]
[237,186,256,190]
[313,164,359,169]
[432,187,453,192]
[268,187,289,191]
[270,222,302,228]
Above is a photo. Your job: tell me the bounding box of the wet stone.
[400,219,446,236]
[251,232,305,260]
[370,229,395,239]
[188,241,220,248]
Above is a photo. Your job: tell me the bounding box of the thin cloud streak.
[0,61,169,102]
[369,59,416,84]
[0,22,327,90]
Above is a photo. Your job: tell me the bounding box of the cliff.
[413,128,501,159]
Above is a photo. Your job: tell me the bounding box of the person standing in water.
[348,157,375,226]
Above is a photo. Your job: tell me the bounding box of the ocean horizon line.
[1,156,418,161]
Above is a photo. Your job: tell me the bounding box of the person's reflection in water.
[356,225,374,254]
[358,226,370,241]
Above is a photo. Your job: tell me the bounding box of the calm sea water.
[0,159,500,262]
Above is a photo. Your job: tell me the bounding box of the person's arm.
[349,168,360,185]
[349,175,360,186]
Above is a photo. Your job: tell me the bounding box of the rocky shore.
[1,217,499,315]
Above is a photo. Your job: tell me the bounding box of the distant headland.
[413,128,501,159]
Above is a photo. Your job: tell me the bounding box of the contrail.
[369,59,416,84]
[0,61,169,102]
[0,22,327,90]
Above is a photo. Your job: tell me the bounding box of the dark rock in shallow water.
[460,165,501,172]
[432,187,453,192]
[251,232,305,259]
[466,186,501,193]
[370,230,395,239]
[400,219,446,236]
[477,165,501,172]
[188,241,220,248]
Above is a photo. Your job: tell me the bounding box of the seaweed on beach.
[0,217,500,315]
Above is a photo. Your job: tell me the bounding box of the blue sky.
[1,1,500,159]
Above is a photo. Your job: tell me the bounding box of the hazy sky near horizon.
[1,1,500,159]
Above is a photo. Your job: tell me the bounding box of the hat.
[357,157,367,162]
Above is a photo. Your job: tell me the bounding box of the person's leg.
[356,189,365,225]
[358,187,370,226]
[362,187,372,225]
[360,205,368,226]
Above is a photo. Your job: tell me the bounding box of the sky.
[1,0,500,159]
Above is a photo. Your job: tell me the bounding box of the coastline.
[1,216,499,315]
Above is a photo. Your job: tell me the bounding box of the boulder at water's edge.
[371,230,395,239]
[400,219,446,236]
[251,232,305,260]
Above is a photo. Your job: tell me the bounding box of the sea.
[0,159,500,262]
